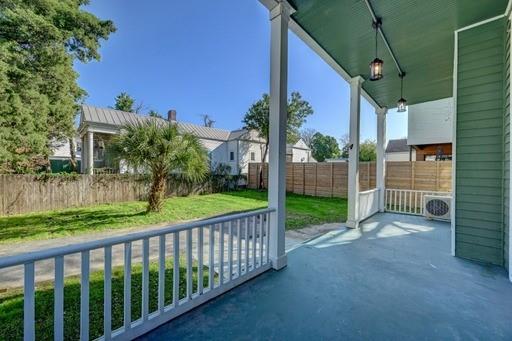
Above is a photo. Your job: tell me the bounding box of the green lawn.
[0,259,210,341]
[0,190,347,244]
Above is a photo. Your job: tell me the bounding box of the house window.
[230,151,235,161]
[250,152,255,161]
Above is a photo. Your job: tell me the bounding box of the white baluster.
[198,227,204,294]
[80,251,90,341]
[219,223,224,284]
[104,246,112,340]
[237,219,242,277]
[173,232,180,306]
[186,229,193,299]
[209,225,214,289]
[142,238,150,321]
[245,217,249,274]
[158,235,166,313]
[54,256,64,341]
[123,242,132,331]
[266,214,271,264]
[252,216,257,271]
[228,221,233,281]
[24,262,35,341]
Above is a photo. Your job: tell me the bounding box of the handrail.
[0,207,274,269]
[3,207,274,340]
[359,188,380,195]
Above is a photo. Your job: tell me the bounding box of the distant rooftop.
[386,139,410,153]
[81,105,243,142]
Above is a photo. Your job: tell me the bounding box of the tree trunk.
[69,138,77,172]
[259,143,268,190]
[148,170,167,212]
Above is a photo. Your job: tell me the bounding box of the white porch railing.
[359,188,380,221]
[0,208,274,341]
[385,189,451,215]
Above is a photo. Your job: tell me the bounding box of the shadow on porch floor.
[138,213,512,340]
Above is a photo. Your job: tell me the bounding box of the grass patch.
[0,190,347,244]
[223,191,347,229]
[0,259,209,341]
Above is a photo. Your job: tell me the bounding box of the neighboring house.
[286,139,314,162]
[385,138,415,161]
[407,97,453,161]
[49,137,82,172]
[384,98,453,162]
[73,105,313,175]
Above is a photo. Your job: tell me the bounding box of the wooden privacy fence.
[0,174,211,216]
[247,161,452,198]
[386,161,452,192]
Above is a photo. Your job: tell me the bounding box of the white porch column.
[268,2,293,270]
[508,12,512,283]
[346,76,364,229]
[376,107,387,212]
[87,131,94,175]
[80,134,87,174]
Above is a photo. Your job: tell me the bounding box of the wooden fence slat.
[249,161,452,199]
[0,174,211,216]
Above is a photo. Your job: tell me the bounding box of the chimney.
[167,109,177,122]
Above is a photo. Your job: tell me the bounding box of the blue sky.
[75,0,407,141]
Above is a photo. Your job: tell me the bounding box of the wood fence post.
[436,162,440,191]
[331,163,334,198]
[290,163,294,193]
[367,162,371,189]
[314,163,318,196]
[302,163,305,195]
[411,162,416,190]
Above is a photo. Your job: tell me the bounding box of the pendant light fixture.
[369,18,383,81]
[397,72,407,112]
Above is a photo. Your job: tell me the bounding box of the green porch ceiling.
[287,0,508,108]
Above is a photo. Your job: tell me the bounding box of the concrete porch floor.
[139,213,512,340]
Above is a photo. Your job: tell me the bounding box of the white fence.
[385,189,452,215]
[359,188,380,221]
[0,208,273,341]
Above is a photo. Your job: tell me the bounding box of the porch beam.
[257,0,381,110]
[346,76,364,228]
[376,107,387,212]
[267,1,293,270]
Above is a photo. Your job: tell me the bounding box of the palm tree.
[111,120,208,212]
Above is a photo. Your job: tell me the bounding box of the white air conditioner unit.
[424,195,452,221]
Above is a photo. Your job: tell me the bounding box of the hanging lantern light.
[369,19,383,81]
[397,72,407,112]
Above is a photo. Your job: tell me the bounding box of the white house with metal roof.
[75,104,313,175]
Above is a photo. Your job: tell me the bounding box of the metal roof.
[286,0,508,108]
[386,138,409,153]
[81,105,234,141]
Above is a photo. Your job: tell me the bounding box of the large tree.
[300,128,317,147]
[114,92,135,112]
[339,134,350,159]
[310,132,341,162]
[359,139,377,161]
[242,92,313,188]
[339,134,377,161]
[0,0,115,173]
[111,120,208,212]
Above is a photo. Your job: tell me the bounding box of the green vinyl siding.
[504,19,510,270]
[456,18,505,266]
